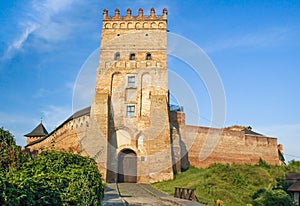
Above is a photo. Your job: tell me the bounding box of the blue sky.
[0,0,299,162]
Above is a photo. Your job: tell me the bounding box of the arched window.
[115,52,120,61]
[130,53,135,60]
[146,53,151,60]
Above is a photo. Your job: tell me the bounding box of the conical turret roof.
[25,122,48,137]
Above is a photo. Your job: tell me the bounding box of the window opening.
[115,52,120,61]
[146,53,151,60]
[127,76,136,87]
[126,105,135,117]
[130,53,135,60]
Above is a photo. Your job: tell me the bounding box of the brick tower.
[81,8,173,183]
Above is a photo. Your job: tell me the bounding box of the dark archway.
[118,149,137,183]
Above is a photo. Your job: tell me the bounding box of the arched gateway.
[118,149,137,183]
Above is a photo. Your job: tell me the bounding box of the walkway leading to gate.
[102,183,203,206]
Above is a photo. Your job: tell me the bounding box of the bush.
[252,189,295,206]
[0,150,104,205]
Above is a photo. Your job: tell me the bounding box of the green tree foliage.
[0,128,104,205]
[0,127,29,173]
[253,189,295,206]
[286,160,300,173]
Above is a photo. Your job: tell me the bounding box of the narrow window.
[126,105,135,117]
[115,52,120,61]
[130,53,135,60]
[146,53,151,60]
[127,76,135,87]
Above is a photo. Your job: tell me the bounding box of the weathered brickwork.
[169,112,281,170]
[25,8,282,183]
[26,111,90,154]
[78,8,172,183]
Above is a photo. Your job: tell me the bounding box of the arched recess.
[151,22,157,29]
[158,22,165,29]
[141,73,151,116]
[120,22,126,29]
[112,23,118,29]
[143,22,149,29]
[104,23,111,29]
[137,135,144,153]
[111,72,122,119]
[118,149,137,183]
[115,129,131,148]
[135,22,141,29]
[127,22,133,29]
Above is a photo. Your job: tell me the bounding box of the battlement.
[102,8,167,30]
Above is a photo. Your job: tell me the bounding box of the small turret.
[136,8,145,20]
[148,8,158,19]
[103,9,110,20]
[124,8,134,20]
[25,122,48,145]
[112,8,122,20]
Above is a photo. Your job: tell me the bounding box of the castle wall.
[26,136,42,145]
[169,111,280,170]
[26,115,90,155]
[179,125,280,168]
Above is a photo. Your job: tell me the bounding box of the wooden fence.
[174,187,199,202]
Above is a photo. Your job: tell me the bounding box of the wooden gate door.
[118,150,137,183]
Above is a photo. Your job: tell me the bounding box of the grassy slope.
[152,161,300,206]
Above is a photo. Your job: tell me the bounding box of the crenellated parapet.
[102,8,167,30]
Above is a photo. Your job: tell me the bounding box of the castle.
[25,8,284,183]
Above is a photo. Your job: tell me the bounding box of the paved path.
[102,183,202,206]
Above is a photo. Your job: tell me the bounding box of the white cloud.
[41,105,72,131]
[32,88,53,98]
[2,0,79,60]
[205,27,290,53]
[37,0,75,14]
[0,112,30,125]
[2,23,39,60]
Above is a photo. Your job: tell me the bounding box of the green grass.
[152,160,300,206]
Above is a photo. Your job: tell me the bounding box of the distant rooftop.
[288,180,300,192]
[25,122,48,137]
[25,107,91,148]
[225,125,264,136]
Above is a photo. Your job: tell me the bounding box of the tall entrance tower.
[82,8,174,183]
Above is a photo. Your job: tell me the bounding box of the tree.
[0,127,28,173]
[253,189,295,206]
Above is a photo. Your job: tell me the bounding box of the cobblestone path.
[102,183,201,206]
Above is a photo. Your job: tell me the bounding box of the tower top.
[103,8,167,21]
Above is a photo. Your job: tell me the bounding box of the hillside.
[153,160,300,206]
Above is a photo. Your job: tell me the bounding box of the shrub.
[0,150,104,205]
[252,189,295,206]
